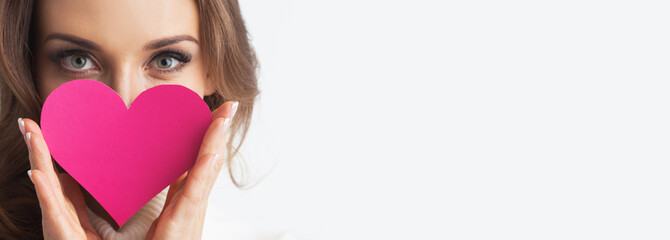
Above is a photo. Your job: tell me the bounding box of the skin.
[19,0,237,239]
[32,0,215,105]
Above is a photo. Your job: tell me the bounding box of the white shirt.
[86,187,295,240]
[86,187,168,240]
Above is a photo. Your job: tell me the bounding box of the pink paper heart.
[40,79,212,227]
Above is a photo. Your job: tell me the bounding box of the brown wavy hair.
[0,0,260,238]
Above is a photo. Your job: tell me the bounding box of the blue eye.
[48,48,192,77]
[48,49,99,77]
[63,54,93,70]
[149,49,192,74]
[154,56,178,69]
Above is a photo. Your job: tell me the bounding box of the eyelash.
[48,48,192,77]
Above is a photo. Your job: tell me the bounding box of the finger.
[181,153,218,210]
[22,118,64,200]
[22,119,55,172]
[178,111,237,211]
[59,173,95,231]
[181,101,237,196]
[212,100,239,121]
[158,101,237,218]
[29,169,72,233]
[18,117,26,136]
[146,219,158,240]
[163,171,188,210]
[148,171,188,240]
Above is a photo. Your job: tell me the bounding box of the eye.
[62,54,94,70]
[154,56,179,69]
[147,49,192,75]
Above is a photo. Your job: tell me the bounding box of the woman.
[0,0,260,239]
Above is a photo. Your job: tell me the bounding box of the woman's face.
[32,0,214,107]
[31,0,215,227]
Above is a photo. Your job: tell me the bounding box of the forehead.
[35,0,199,49]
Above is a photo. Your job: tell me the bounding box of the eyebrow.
[43,33,200,51]
[144,35,199,50]
[44,33,102,51]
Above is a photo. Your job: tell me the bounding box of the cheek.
[33,51,70,103]
[33,61,58,103]
[37,78,64,102]
[179,58,209,98]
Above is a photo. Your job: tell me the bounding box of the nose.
[106,64,144,108]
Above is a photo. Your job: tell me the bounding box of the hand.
[21,100,238,240]
[145,100,239,240]
[20,118,101,240]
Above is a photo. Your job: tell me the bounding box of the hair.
[0,0,260,238]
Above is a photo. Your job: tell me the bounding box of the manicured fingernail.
[18,118,25,136]
[230,101,239,118]
[210,153,219,168]
[25,132,32,151]
[27,170,33,183]
[222,118,231,134]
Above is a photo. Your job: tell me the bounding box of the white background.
[204,1,670,239]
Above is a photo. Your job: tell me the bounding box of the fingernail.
[18,118,25,136]
[230,101,239,119]
[25,132,32,151]
[210,153,219,168]
[27,170,33,183]
[222,118,231,134]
